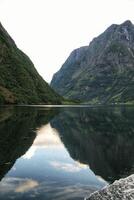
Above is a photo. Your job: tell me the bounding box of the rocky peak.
[120,20,133,28]
[115,20,134,42]
[51,20,134,104]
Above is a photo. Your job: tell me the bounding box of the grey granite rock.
[86,174,134,200]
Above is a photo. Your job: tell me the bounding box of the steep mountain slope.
[51,20,134,104]
[0,23,61,104]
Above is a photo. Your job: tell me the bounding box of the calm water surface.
[0,106,134,200]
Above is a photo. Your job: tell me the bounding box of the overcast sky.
[0,0,134,83]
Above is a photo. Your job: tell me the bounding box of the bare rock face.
[86,174,134,200]
[51,20,134,104]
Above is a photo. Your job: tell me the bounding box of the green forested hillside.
[0,23,62,104]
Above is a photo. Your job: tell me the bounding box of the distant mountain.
[51,20,134,104]
[0,23,62,104]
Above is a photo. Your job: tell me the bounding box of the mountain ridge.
[51,20,134,104]
[0,22,62,104]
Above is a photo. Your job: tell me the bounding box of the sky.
[0,0,134,83]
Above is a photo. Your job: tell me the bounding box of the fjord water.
[0,106,134,200]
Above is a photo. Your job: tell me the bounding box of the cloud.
[22,146,37,159]
[23,123,63,159]
[15,179,39,193]
[0,177,39,194]
[0,177,102,199]
[50,161,88,173]
[35,123,63,147]
[38,181,96,200]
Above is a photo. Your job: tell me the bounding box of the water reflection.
[0,106,106,200]
[0,106,57,181]
[51,106,134,183]
[0,106,134,199]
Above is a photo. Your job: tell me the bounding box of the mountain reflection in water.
[51,106,134,182]
[0,106,133,199]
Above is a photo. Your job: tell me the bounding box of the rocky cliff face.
[0,23,62,104]
[51,20,134,104]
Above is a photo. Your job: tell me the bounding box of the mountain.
[51,20,134,104]
[0,23,62,104]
